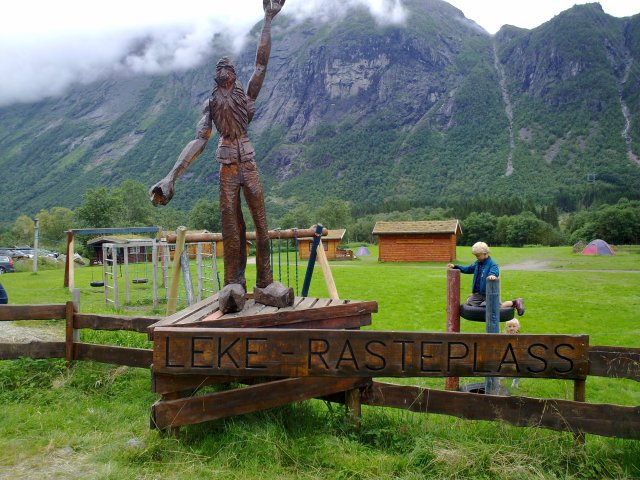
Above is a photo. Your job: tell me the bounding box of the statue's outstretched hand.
[149,178,175,206]
[264,0,285,18]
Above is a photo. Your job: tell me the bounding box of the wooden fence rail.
[362,382,640,440]
[0,303,638,440]
[0,303,157,368]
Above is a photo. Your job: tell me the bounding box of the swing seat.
[459,303,514,322]
[90,281,104,287]
[132,278,148,284]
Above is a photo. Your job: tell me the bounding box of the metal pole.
[485,278,501,395]
[32,219,39,273]
[445,268,461,391]
[301,224,324,297]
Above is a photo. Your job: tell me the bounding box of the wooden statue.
[149,0,292,313]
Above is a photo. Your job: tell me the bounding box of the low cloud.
[0,0,407,107]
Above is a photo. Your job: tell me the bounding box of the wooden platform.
[148,294,377,339]
[148,293,377,430]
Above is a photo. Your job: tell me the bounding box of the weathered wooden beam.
[151,377,370,430]
[164,227,327,244]
[151,372,283,394]
[148,295,220,339]
[74,343,152,369]
[362,382,640,440]
[194,301,378,329]
[0,341,65,360]
[75,313,161,334]
[0,304,67,321]
[589,346,640,381]
[152,372,241,394]
[152,329,589,380]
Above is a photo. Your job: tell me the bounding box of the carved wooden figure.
[149,0,292,313]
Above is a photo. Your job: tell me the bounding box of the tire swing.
[459,303,514,322]
[90,266,104,287]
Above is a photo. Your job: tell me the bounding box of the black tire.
[0,267,5,274]
[459,303,515,322]
[90,281,104,287]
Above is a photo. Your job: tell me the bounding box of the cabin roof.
[372,220,461,235]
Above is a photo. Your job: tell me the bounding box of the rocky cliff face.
[0,1,639,216]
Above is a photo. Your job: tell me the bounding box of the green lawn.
[0,246,639,479]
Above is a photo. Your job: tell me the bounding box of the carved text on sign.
[153,328,589,379]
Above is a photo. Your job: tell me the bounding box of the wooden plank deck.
[148,294,377,339]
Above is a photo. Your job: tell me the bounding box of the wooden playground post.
[445,268,461,391]
[180,247,195,307]
[166,227,187,316]
[64,230,75,290]
[485,279,501,395]
[316,240,339,300]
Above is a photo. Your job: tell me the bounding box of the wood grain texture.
[0,304,67,321]
[151,377,370,430]
[153,329,589,379]
[363,382,640,439]
[589,346,640,381]
[75,313,160,333]
[0,341,65,359]
[75,343,152,368]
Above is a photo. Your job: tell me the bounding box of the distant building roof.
[372,220,461,235]
[298,229,346,241]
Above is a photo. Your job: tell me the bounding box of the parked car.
[0,249,29,259]
[0,255,15,274]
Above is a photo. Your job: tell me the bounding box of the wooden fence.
[0,303,156,368]
[0,303,638,439]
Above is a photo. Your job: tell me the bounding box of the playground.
[0,245,638,478]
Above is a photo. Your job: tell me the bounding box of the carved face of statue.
[215,65,236,88]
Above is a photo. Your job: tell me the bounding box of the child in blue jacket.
[447,242,524,315]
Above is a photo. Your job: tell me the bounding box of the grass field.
[0,246,639,479]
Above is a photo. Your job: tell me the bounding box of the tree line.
[2,180,639,255]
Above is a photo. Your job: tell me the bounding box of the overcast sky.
[0,0,638,107]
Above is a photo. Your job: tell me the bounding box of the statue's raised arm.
[247,0,285,103]
[149,103,213,205]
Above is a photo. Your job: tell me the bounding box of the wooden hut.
[298,229,348,260]
[87,235,154,264]
[372,220,461,262]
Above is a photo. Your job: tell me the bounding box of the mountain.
[0,1,639,220]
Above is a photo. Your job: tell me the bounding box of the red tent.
[581,239,614,255]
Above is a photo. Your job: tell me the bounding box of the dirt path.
[0,321,64,343]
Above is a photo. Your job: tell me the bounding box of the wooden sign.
[153,328,589,379]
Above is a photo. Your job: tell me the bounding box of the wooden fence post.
[346,388,362,428]
[574,379,586,444]
[65,295,78,368]
[485,278,500,395]
[445,268,460,391]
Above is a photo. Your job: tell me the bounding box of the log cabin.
[372,220,461,262]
